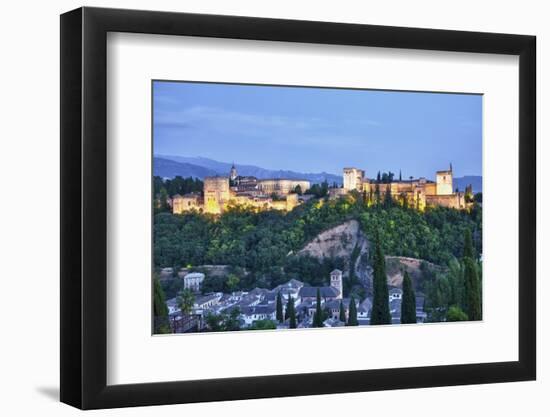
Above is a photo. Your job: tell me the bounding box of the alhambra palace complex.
[172,163,472,215]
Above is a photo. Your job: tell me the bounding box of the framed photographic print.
[60,6,536,410]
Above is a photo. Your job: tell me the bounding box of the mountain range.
[154,157,218,179]
[155,155,343,185]
[154,155,482,192]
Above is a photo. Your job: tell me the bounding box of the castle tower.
[343,168,365,191]
[204,176,230,214]
[436,165,453,195]
[330,269,343,299]
[229,163,238,182]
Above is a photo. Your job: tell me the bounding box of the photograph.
[152,81,483,334]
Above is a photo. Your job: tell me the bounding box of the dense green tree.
[153,275,169,318]
[347,296,358,326]
[205,312,223,332]
[305,181,329,198]
[312,288,324,327]
[463,229,482,320]
[446,305,468,321]
[371,236,391,325]
[383,184,393,208]
[463,228,474,260]
[176,288,195,316]
[287,297,297,329]
[400,271,417,324]
[205,308,241,332]
[374,183,381,205]
[419,228,480,323]
[464,258,482,320]
[276,292,284,322]
[339,300,346,322]
[153,176,165,196]
[446,258,465,309]
[200,274,225,294]
[305,184,319,196]
[423,256,468,323]
[157,175,204,197]
[226,273,240,291]
[153,176,205,214]
[224,308,242,331]
[320,180,329,197]
[249,319,277,330]
[161,277,192,299]
[153,275,170,334]
[157,187,170,212]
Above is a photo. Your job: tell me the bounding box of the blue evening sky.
[153,81,482,178]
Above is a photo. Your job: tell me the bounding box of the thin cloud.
[155,106,331,130]
[154,106,380,138]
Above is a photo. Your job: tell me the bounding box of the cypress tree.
[463,229,473,300]
[371,236,391,325]
[153,276,170,334]
[339,300,346,322]
[287,296,297,329]
[374,183,381,205]
[464,258,482,320]
[276,291,284,323]
[463,228,474,260]
[313,288,324,327]
[400,271,417,324]
[347,296,358,326]
[384,184,393,208]
[153,276,169,318]
[463,229,482,320]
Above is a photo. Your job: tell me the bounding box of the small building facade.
[183,272,205,293]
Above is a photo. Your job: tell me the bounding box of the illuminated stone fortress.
[172,162,473,215]
[173,164,310,215]
[339,164,471,210]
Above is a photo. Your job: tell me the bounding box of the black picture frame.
[60,6,536,410]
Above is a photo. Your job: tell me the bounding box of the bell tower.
[229,163,238,182]
[330,269,343,299]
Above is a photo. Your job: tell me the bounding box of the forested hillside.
[154,191,482,292]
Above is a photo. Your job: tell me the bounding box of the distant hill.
[155,154,342,185]
[153,157,217,179]
[454,176,482,194]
